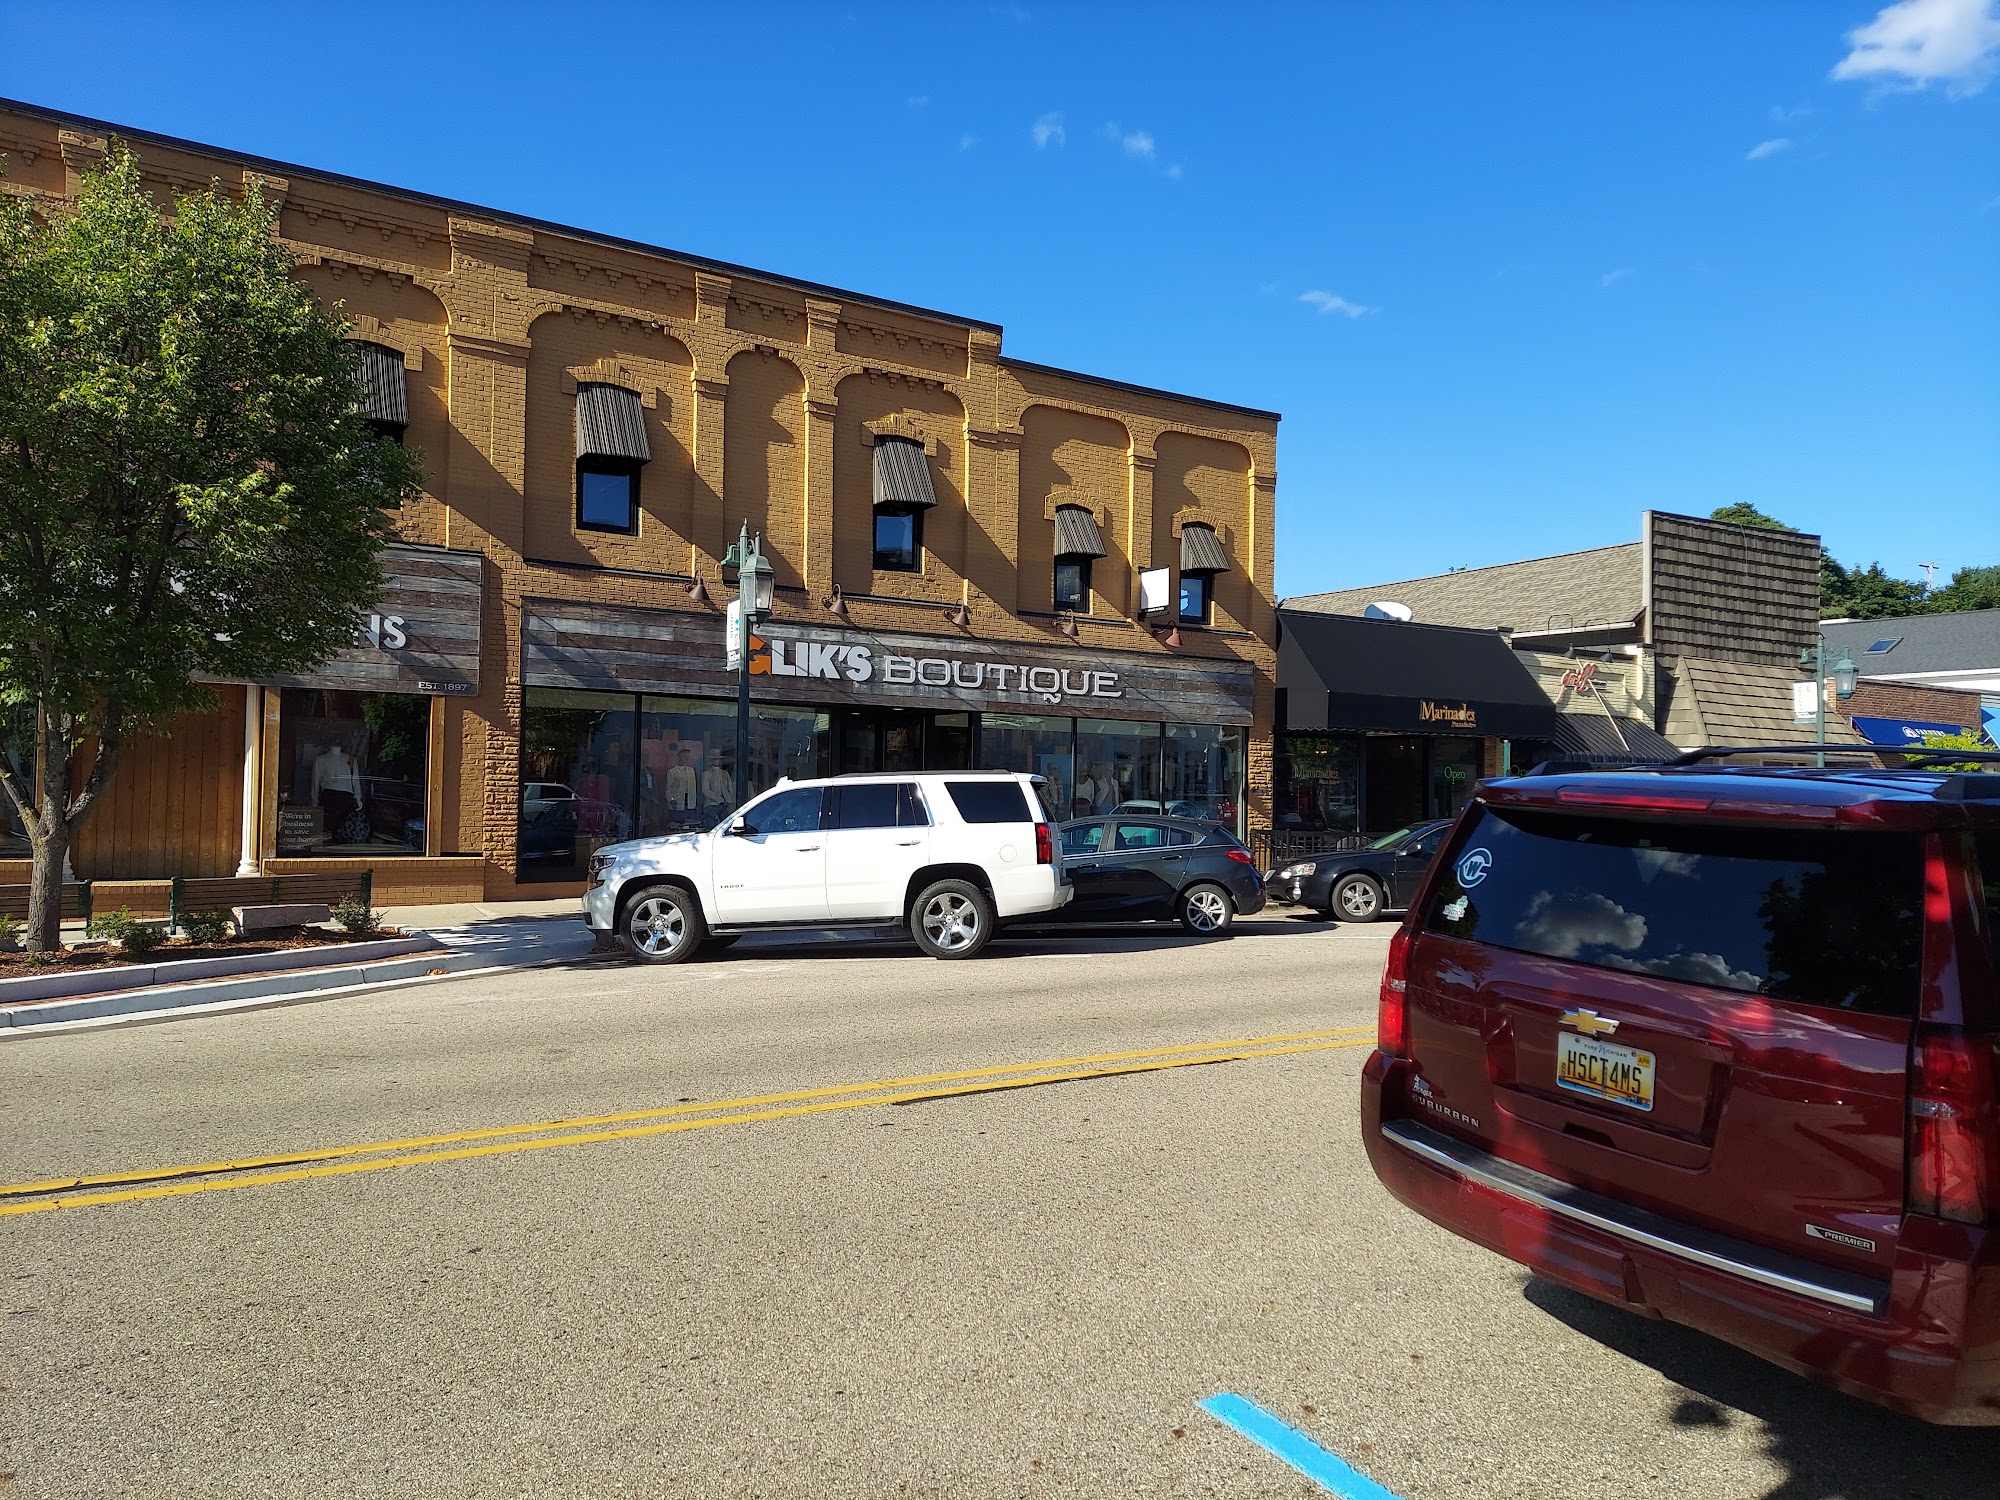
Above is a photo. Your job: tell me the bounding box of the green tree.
[1930,564,2000,614]
[1820,557,1929,620]
[1910,731,1997,774]
[1709,502,1794,531]
[0,147,422,950]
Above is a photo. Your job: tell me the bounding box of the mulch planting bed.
[0,927,402,978]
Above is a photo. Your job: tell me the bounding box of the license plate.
[1555,1033,1655,1112]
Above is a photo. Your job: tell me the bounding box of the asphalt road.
[3,912,1996,1499]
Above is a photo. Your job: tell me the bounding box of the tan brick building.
[0,101,1279,902]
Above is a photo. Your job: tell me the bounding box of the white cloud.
[1770,102,1816,122]
[1515,892,1647,960]
[1166,163,1184,180]
[1832,0,2000,96]
[906,95,929,109]
[1600,266,1637,287]
[1746,136,1794,159]
[1299,289,1376,318]
[959,133,980,151]
[1121,130,1156,159]
[1032,112,1065,148]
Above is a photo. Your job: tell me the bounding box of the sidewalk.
[10,897,605,1034]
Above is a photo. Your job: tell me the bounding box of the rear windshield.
[1424,805,1925,1017]
[946,780,1036,824]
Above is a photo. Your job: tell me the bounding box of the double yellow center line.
[0,1026,1376,1218]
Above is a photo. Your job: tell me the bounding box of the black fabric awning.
[1540,711,1680,762]
[1053,505,1108,560]
[1180,522,1230,574]
[575,383,651,463]
[872,436,937,510]
[355,341,408,431]
[1278,608,1565,740]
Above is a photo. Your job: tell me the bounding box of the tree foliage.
[1706,504,1993,622]
[1708,502,1793,531]
[0,144,422,948]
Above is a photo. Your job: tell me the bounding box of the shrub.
[94,907,167,958]
[330,894,380,935]
[179,908,233,944]
[0,912,20,951]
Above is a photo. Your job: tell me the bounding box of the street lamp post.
[1800,638,1860,768]
[720,521,776,810]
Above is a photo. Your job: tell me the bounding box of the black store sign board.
[260,543,484,696]
[521,600,1255,726]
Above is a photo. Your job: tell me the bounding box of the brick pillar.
[803,396,839,599]
[693,374,730,568]
[1127,445,1158,618]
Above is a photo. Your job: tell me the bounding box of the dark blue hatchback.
[1049,816,1266,934]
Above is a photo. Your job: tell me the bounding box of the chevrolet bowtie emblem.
[1561,1009,1619,1038]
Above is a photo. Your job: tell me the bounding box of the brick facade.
[0,102,1279,900]
[1842,680,1985,733]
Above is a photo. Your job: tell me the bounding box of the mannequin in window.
[666,746,699,812]
[700,752,733,815]
[311,740,364,845]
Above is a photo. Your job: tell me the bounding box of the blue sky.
[4,1,1995,598]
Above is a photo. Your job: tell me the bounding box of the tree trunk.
[25,731,70,954]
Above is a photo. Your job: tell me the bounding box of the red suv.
[1361,750,2000,1424]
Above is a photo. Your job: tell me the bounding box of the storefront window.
[1429,737,1483,820]
[1163,723,1245,831]
[276,689,432,857]
[518,689,635,883]
[1274,734,1361,832]
[639,696,737,837]
[1075,718,1161,819]
[745,706,829,800]
[979,714,1074,816]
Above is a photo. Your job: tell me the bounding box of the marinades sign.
[749,633,1123,704]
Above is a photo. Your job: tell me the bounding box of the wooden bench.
[0,881,94,924]
[170,871,373,929]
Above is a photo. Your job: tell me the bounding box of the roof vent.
[1364,601,1413,622]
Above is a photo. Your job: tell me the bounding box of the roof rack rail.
[1665,744,2000,768]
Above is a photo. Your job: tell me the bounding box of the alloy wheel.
[630,894,686,956]
[1185,887,1229,932]
[921,892,980,953]
[1339,881,1378,919]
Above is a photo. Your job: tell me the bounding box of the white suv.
[581,771,1071,963]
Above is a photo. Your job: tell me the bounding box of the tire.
[1331,874,1385,923]
[621,884,706,964]
[1178,882,1234,935]
[909,879,995,960]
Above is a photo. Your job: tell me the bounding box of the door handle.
[1070,862,1098,870]
[797,844,822,852]
[894,839,921,846]
[1162,853,1184,861]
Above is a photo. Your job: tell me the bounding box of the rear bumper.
[1361,1050,2000,1425]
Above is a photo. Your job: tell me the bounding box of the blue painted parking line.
[1198,1393,1402,1500]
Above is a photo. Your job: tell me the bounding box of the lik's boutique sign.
[522,601,1254,725]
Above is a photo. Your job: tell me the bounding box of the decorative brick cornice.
[241,169,288,209]
[1129,448,1157,474]
[563,360,663,410]
[1041,491,1109,524]
[804,397,839,423]
[1251,470,1277,493]
[448,217,531,273]
[694,273,731,320]
[57,128,106,171]
[693,376,730,402]
[967,426,1023,451]
[447,329,532,364]
[861,414,938,456]
[968,328,1002,365]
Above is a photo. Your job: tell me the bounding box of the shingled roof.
[1658,658,1868,749]
[1283,543,1644,634]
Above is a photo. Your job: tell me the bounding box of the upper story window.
[1053,504,1108,613]
[354,341,409,445]
[575,383,651,534]
[871,436,936,573]
[1178,522,1230,625]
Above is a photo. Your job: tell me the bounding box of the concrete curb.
[0,935,604,1032]
[0,934,440,1005]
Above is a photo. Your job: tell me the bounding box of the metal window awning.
[355,341,408,430]
[1053,505,1108,560]
[1543,711,1681,762]
[1180,522,1230,575]
[575,383,651,463]
[871,436,937,511]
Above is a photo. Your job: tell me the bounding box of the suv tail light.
[1224,847,1256,867]
[1377,926,1412,1059]
[1909,1026,1999,1225]
[1035,822,1053,865]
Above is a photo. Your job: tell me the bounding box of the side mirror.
[728,815,752,837]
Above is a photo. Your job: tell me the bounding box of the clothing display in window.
[701,762,733,809]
